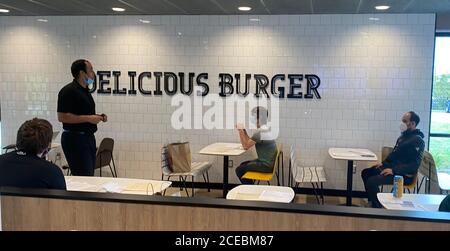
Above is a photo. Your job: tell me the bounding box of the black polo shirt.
[57,80,97,134]
[0,151,66,190]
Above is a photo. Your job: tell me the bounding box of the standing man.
[57,59,107,176]
[361,111,425,208]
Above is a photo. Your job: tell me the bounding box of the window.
[429,33,450,173]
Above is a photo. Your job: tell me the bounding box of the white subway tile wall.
[0,14,435,191]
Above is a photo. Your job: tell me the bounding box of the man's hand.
[380,168,393,176]
[235,123,244,130]
[88,115,103,124]
[373,163,383,169]
[100,113,108,122]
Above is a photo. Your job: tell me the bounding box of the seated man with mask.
[361,111,424,208]
[0,118,66,190]
[235,106,278,184]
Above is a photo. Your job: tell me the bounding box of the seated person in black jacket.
[361,111,424,208]
[0,118,66,190]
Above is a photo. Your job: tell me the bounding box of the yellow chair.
[380,146,418,193]
[404,172,418,193]
[241,146,281,185]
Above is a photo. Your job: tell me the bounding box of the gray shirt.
[251,129,278,167]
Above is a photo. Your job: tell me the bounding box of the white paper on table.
[102,182,123,193]
[258,190,292,203]
[66,181,102,192]
[415,204,439,211]
[235,191,260,200]
[123,182,155,195]
[383,200,421,210]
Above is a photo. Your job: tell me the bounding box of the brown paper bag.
[167,142,192,173]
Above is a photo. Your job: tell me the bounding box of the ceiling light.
[139,19,151,24]
[0,8,9,13]
[112,7,125,12]
[375,5,390,10]
[37,18,48,22]
[249,18,260,22]
[238,6,251,11]
[369,17,380,21]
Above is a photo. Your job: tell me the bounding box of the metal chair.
[417,150,437,194]
[95,138,118,177]
[241,144,282,186]
[161,145,211,197]
[290,145,327,204]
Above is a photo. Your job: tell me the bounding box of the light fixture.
[139,19,151,24]
[238,6,251,11]
[369,17,380,21]
[0,8,9,13]
[112,7,125,12]
[37,18,48,22]
[249,18,260,22]
[375,5,390,10]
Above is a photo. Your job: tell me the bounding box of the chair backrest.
[418,150,439,192]
[95,138,114,169]
[405,172,419,188]
[381,146,393,162]
[289,144,298,179]
[161,145,172,175]
[418,150,436,177]
[271,145,281,176]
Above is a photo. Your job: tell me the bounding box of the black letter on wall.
[196,73,209,96]
[164,72,178,96]
[271,74,285,98]
[153,72,163,96]
[219,73,234,97]
[179,72,194,95]
[138,72,152,95]
[304,74,321,99]
[235,74,250,97]
[254,74,269,98]
[128,71,137,95]
[112,71,127,95]
[287,74,303,99]
[97,71,111,94]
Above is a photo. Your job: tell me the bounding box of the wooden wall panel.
[2,196,449,231]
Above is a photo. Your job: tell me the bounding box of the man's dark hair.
[409,111,420,126]
[16,118,53,155]
[71,59,88,78]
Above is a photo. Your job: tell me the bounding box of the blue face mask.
[85,77,94,87]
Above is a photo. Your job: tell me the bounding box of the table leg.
[346,160,354,206]
[223,155,229,198]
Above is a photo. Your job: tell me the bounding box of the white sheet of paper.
[258,190,292,203]
[102,182,123,193]
[66,181,102,192]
